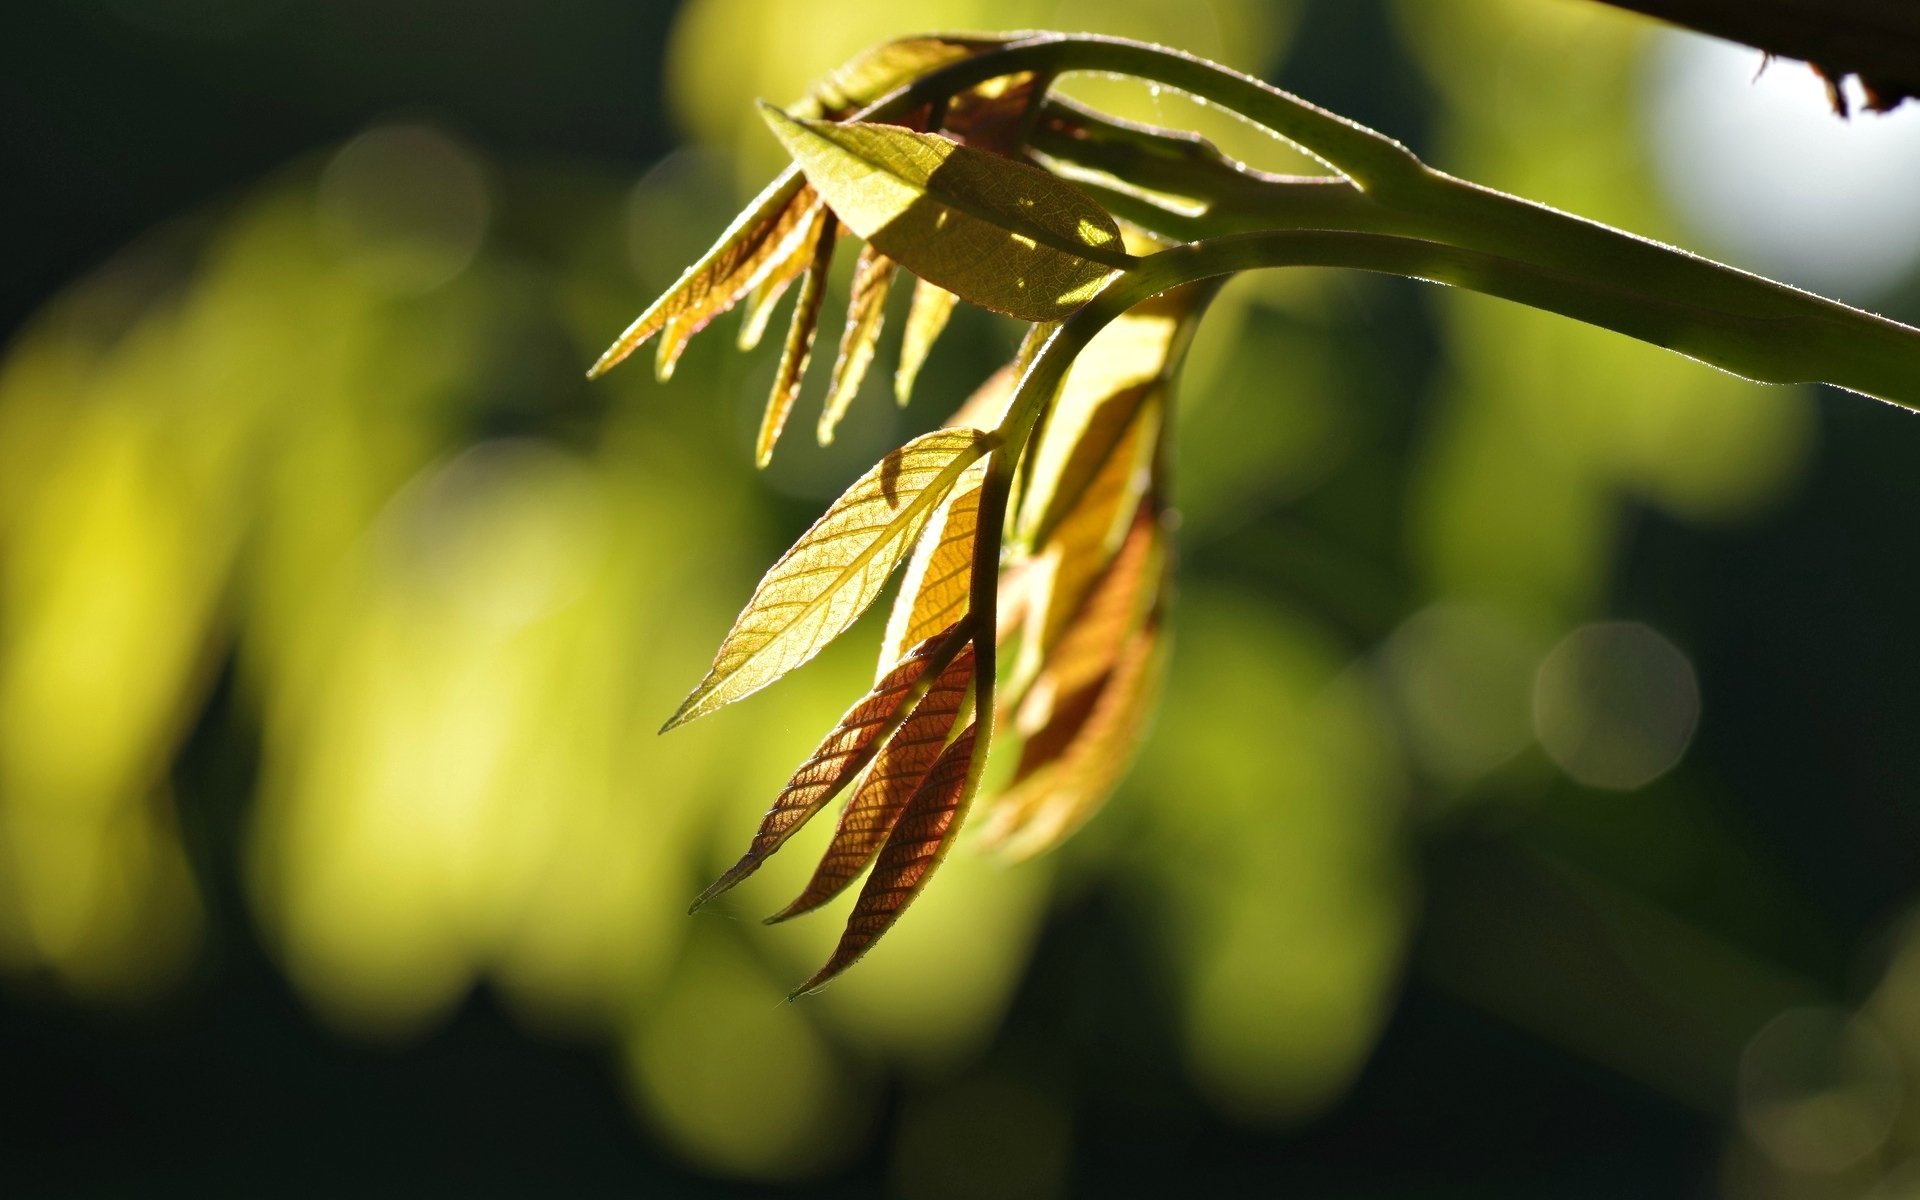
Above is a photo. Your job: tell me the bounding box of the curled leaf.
[893,277,958,407]
[663,427,997,731]
[759,106,1130,322]
[689,624,968,912]
[589,171,816,379]
[770,641,976,923]
[818,244,899,446]
[756,210,838,466]
[798,37,1001,120]
[791,721,980,996]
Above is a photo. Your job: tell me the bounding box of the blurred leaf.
[771,642,976,922]
[664,427,996,730]
[983,618,1164,859]
[757,211,838,466]
[759,106,1127,322]
[793,721,979,995]
[818,244,899,446]
[893,277,958,406]
[797,36,1002,120]
[589,171,817,379]
[690,624,967,911]
[877,463,984,679]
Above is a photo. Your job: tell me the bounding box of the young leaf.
[876,464,983,680]
[688,624,967,912]
[980,621,1164,860]
[818,244,899,446]
[663,427,997,731]
[769,642,975,923]
[790,721,980,996]
[756,211,838,467]
[759,105,1130,322]
[589,171,816,379]
[736,204,827,351]
[893,277,958,406]
[797,37,1000,120]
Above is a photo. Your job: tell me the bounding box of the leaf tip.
[689,855,760,913]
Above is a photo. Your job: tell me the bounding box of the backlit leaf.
[981,620,1165,860]
[893,277,958,406]
[688,625,966,912]
[797,37,1000,120]
[770,643,975,923]
[588,171,816,379]
[755,210,838,467]
[663,427,996,730]
[817,244,899,446]
[876,464,983,680]
[791,721,980,996]
[736,204,827,351]
[759,106,1130,322]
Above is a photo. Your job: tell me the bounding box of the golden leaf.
[817,244,899,446]
[791,721,980,996]
[588,171,817,379]
[893,277,958,407]
[759,106,1129,322]
[735,202,827,352]
[755,210,838,467]
[876,463,984,680]
[769,642,976,923]
[981,621,1165,860]
[688,624,968,912]
[663,427,996,730]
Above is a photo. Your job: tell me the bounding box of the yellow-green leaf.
[736,203,827,352]
[818,244,899,446]
[769,642,975,923]
[797,37,999,120]
[688,624,966,912]
[663,427,997,730]
[791,721,980,996]
[893,277,958,407]
[756,211,837,467]
[759,106,1130,323]
[876,462,983,679]
[588,170,815,379]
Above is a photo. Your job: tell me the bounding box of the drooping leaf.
[588,171,816,379]
[817,244,899,446]
[736,204,827,351]
[876,463,983,680]
[797,37,1000,120]
[980,620,1165,860]
[893,277,958,407]
[755,211,838,467]
[769,642,975,923]
[688,624,967,912]
[790,721,980,996]
[663,427,997,731]
[759,106,1129,322]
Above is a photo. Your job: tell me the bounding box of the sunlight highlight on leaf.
[756,210,837,467]
[663,427,996,731]
[877,464,984,681]
[589,170,815,379]
[689,624,968,912]
[771,642,975,923]
[893,277,958,407]
[759,107,1129,322]
[792,721,980,996]
[818,244,898,446]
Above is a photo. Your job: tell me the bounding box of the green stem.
[868,33,1920,410]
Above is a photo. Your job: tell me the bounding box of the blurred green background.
[6,0,1920,1194]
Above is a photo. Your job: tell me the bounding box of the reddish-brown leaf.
[688,624,968,912]
[755,212,838,467]
[790,721,980,995]
[818,244,899,446]
[770,644,975,924]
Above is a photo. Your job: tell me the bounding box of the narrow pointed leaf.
[877,463,983,679]
[756,212,838,467]
[737,204,827,351]
[790,721,980,996]
[688,624,967,912]
[588,170,814,378]
[664,427,996,730]
[894,278,958,406]
[818,244,899,445]
[770,643,975,923]
[981,622,1164,860]
[760,106,1129,322]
